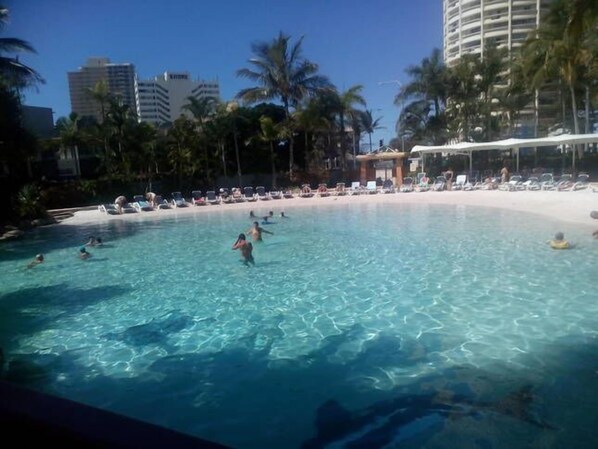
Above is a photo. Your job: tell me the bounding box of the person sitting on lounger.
[247,221,273,241]
[232,233,254,266]
[27,254,44,269]
[146,192,157,208]
[114,195,127,214]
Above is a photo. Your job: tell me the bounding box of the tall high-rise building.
[67,57,137,121]
[135,72,220,125]
[443,0,555,135]
[443,0,551,66]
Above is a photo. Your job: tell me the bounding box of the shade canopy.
[410,134,598,173]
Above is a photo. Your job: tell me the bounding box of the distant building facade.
[67,57,137,121]
[442,0,556,135]
[135,72,220,126]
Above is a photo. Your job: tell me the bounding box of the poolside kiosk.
[356,145,410,186]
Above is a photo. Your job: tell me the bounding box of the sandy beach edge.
[59,189,598,233]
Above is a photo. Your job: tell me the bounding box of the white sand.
[62,189,598,232]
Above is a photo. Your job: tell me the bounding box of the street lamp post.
[378,79,405,152]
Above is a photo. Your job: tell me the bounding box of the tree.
[360,109,384,152]
[396,48,448,145]
[236,32,331,180]
[183,95,216,182]
[256,116,282,189]
[0,6,43,90]
[331,85,366,170]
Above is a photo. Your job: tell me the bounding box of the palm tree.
[183,95,216,181]
[236,32,331,180]
[0,6,43,90]
[56,113,83,177]
[360,109,384,152]
[396,48,448,144]
[256,116,281,189]
[332,85,366,170]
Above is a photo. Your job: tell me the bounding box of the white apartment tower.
[135,72,220,125]
[68,58,137,121]
[443,0,551,66]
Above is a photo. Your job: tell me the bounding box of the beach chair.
[539,173,555,190]
[205,190,220,205]
[523,176,540,191]
[299,184,314,198]
[171,192,189,207]
[243,186,258,202]
[556,174,574,191]
[98,204,119,215]
[334,183,347,196]
[433,176,447,191]
[191,190,206,206]
[365,181,378,194]
[154,195,171,209]
[453,174,467,190]
[120,201,137,213]
[349,181,362,195]
[317,184,330,197]
[382,179,395,193]
[572,173,590,191]
[269,190,282,199]
[218,188,234,204]
[132,194,154,212]
[283,189,295,199]
[231,188,245,202]
[416,173,430,192]
[399,178,414,193]
[256,186,271,200]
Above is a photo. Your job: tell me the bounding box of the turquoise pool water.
[1,203,597,448]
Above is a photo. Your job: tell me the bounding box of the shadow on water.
[1,323,597,449]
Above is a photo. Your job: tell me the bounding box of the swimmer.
[249,210,256,218]
[548,232,570,249]
[79,247,92,260]
[247,221,273,241]
[280,211,287,218]
[232,233,254,266]
[85,236,98,246]
[27,254,44,269]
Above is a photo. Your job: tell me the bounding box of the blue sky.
[7,0,442,148]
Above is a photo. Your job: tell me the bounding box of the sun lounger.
[120,202,137,213]
[416,173,430,192]
[365,181,378,194]
[205,190,220,205]
[572,173,589,190]
[349,181,362,195]
[171,192,189,207]
[231,188,245,202]
[218,188,234,204]
[539,173,555,190]
[299,184,314,198]
[453,174,467,191]
[256,186,271,200]
[243,186,258,202]
[433,176,447,191]
[382,179,395,193]
[98,204,119,215]
[269,190,282,199]
[154,195,171,209]
[556,174,573,191]
[399,178,413,193]
[317,184,330,197]
[191,190,206,206]
[334,183,347,196]
[132,195,154,212]
[283,189,294,199]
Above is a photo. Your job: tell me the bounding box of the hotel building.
[67,58,137,121]
[135,72,220,126]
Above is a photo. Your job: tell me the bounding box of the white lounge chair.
[453,174,467,190]
[317,184,330,197]
[98,204,119,215]
[243,186,258,202]
[154,195,171,209]
[365,181,378,194]
[573,173,589,190]
[299,184,314,198]
[382,179,395,193]
[256,186,271,200]
[269,190,282,199]
[433,176,446,191]
[349,181,362,195]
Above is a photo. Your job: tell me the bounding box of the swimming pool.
[1,203,597,448]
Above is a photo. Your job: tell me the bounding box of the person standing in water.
[232,233,254,266]
[247,221,273,241]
